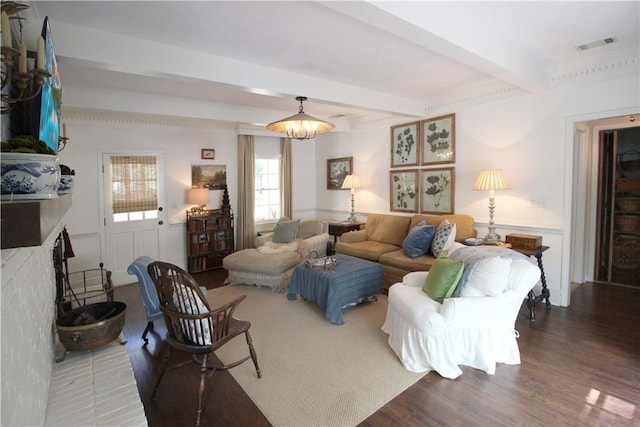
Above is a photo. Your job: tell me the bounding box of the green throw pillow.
[422,253,464,303]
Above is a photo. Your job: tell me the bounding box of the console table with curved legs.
[512,245,550,321]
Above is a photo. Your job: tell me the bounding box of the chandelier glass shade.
[266,96,335,140]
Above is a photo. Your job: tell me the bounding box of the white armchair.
[382,251,541,379]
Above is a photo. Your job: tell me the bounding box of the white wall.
[58,116,238,277]
[58,115,317,281]
[59,73,638,302]
[317,73,639,307]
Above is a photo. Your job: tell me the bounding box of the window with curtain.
[110,155,159,222]
[255,156,281,222]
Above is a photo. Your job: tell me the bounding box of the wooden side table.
[328,221,364,243]
[512,245,550,321]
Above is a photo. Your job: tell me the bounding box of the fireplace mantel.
[1,195,72,249]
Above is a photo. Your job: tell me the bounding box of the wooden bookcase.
[186,209,234,273]
[595,127,640,286]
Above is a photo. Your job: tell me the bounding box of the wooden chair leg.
[245,330,262,378]
[141,321,154,345]
[151,344,171,399]
[195,353,208,426]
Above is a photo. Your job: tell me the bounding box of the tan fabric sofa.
[335,213,476,289]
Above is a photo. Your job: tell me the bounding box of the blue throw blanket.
[448,246,531,297]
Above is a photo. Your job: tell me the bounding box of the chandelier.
[266,96,335,140]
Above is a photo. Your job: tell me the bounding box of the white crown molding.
[235,124,279,137]
[423,86,528,114]
[61,108,235,131]
[550,50,639,87]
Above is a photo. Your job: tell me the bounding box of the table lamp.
[341,174,362,223]
[472,169,510,244]
[186,188,209,213]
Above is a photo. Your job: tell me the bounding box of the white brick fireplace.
[1,212,145,426]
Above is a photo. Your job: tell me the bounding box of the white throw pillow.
[172,284,212,345]
[463,256,513,297]
[508,258,540,294]
[460,286,486,297]
[446,241,465,257]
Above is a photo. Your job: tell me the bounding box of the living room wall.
[315,72,639,307]
[58,115,318,281]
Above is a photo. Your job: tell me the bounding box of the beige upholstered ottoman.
[223,249,302,292]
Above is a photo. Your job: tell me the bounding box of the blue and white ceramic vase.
[1,152,61,200]
[58,174,74,194]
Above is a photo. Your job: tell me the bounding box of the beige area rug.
[208,285,424,427]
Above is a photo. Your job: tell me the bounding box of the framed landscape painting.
[327,157,353,190]
[390,121,419,168]
[192,164,227,190]
[421,113,455,165]
[420,167,455,214]
[390,169,418,213]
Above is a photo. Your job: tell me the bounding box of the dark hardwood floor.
[116,270,640,427]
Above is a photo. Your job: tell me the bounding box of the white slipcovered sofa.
[223,219,331,292]
[382,244,541,379]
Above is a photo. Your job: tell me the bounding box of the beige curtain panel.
[281,137,292,219]
[237,135,255,250]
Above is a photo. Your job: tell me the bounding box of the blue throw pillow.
[403,222,436,259]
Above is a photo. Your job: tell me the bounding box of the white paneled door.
[102,153,167,285]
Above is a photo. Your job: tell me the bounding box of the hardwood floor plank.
[116,276,640,427]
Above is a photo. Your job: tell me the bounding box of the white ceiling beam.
[323,1,551,93]
[24,19,427,118]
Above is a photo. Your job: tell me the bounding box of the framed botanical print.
[421,113,455,165]
[390,121,419,168]
[420,167,455,214]
[390,169,418,213]
[327,157,353,190]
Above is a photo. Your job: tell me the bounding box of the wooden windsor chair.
[147,261,261,426]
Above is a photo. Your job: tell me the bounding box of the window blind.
[111,156,158,214]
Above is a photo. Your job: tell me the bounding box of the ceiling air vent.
[576,36,617,51]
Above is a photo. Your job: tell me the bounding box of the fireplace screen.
[53,228,113,314]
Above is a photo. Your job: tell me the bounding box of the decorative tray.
[464,238,484,246]
[305,256,338,270]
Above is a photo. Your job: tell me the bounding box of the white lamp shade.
[341,174,362,190]
[266,112,335,135]
[186,188,209,205]
[472,170,510,191]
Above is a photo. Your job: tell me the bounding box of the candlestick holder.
[1,45,50,114]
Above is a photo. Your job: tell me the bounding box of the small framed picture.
[390,169,419,213]
[391,121,419,168]
[327,157,353,190]
[421,113,455,165]
[201,148,215,160]
[420,167,455,214]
